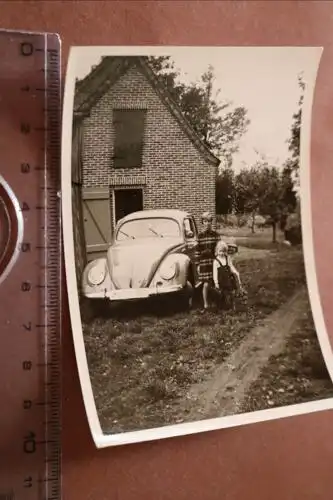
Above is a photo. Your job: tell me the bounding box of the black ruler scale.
[0,31,62,500]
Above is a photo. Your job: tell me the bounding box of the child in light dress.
[213,240,245,309]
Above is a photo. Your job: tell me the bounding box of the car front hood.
[107,238,183,289]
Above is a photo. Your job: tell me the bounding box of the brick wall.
[81,64,217,230]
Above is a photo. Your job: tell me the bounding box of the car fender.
[175,253,192,284]
[148,252,191,288]
[81,257,112,296]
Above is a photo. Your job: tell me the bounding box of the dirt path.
[183,285,309,420]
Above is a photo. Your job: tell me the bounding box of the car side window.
[184,218,196,239]
[191,217,198,237]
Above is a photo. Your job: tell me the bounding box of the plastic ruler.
[0,30,62,500]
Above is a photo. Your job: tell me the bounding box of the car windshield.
[116,217,181,240]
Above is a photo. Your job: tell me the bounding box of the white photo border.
[61,45,333,448]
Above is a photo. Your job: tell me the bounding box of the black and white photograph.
[62,46,333,447]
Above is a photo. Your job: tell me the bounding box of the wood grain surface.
[1,1,333,499]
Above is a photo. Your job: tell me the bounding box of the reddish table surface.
[1,1,333,499]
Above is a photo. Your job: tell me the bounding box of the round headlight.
[159,259,178,281]
[87,263,106,286]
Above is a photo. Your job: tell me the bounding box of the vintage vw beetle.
[81,209,237,308]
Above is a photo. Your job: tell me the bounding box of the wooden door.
[82,187,112,262]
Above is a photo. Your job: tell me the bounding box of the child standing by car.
[195,211,221,311]
[213,240,245,310]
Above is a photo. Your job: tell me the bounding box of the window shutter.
[113,110,146,168]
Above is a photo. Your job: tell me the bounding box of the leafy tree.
[234,162,267,232]
[216,167,235,215]
[146,56,250,163]
[147,56,185,103]
[277,73,305,244]
[286,74,305,185]
[279,164,298,231]
[258,166,288,243]
[234,162,297,242]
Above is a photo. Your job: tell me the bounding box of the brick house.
[72,56,220,280]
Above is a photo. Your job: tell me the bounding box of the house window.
[112,109,146,168]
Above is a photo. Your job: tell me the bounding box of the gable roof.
[74,56,220,167]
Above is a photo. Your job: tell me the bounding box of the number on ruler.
[20,163,30,173]
[22,321,32,331]
[24,476,33,488]
[21,281,31,292]
[23,400,32,410]
[23,432,36,454]
[22,361,32,371]
[20,42,34,57]
[20,243,31,253]
[21,202,30,212]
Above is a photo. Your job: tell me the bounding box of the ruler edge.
[0,28,61,38]
[44,31,63,500]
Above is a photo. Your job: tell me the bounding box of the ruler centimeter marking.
[0,31,62,500]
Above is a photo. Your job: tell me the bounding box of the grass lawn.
[82,237,313,434]
[221,226,285,249]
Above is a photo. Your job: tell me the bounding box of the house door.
[82,187,112,262]
[114,188,143,223]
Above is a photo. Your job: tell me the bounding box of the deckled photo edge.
[299,47,333,383]
[61,45,333,449]
[62,48,103,440]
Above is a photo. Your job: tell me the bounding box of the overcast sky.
[73,47,320,172]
